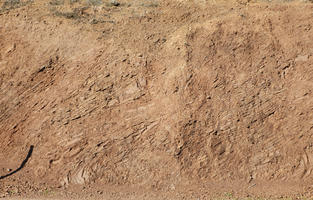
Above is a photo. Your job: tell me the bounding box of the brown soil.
[0,0,313,199]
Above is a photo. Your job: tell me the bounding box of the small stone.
[90,18,98,24]
[38,65,46,72]
[108,99,118,106]
[169,184,175,190]
[295,54,309,62]
[110,0,120,6]
[7,168,12,172]
[97,190,103,194]
[6,43,16,54]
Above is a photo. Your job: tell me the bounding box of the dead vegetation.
[0,0,33,13]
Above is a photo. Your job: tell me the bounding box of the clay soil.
[0,0,313,199]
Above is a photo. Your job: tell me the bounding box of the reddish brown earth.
[0,0,313,199]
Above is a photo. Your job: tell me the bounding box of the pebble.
[110,0,120,6]
[295,54,309,62]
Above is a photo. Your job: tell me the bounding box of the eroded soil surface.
[0,0,313,199]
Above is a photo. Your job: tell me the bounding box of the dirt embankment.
[0,0,313,199]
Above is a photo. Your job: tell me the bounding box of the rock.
[38,65,46,73]
[5,43,16,54]
[295,54,309,62]
[110,0,120,6]
[90,18,98,24]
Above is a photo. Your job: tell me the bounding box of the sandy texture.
[0,0,313,199]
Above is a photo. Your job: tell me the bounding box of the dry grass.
[0,0,33,13]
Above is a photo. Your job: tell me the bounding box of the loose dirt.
[0,0,313,199]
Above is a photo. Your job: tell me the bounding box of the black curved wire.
[0,145,34,180]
